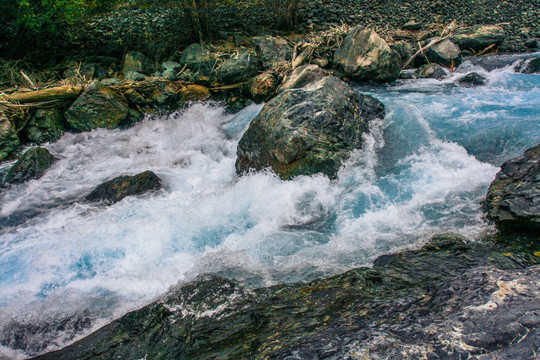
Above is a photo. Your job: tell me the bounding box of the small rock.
[86,171,162,204]
[333,27,401,82]
[124,71,148,82]
[161,61,183,81]
[452,25,505,52]
[64,82,129,132]
[0,113,20,161]
[402,20,422,31]
[215,52,261,85]
[458,72,487,86]
[254,36,292,69]
[279,64,327,92]
[5,147,57,184]
[123,52,154,76]
[515,57,540,74]
[179,44,213,74]
[486,143,540,234]
[312,58,329,68]
[24,108,65,144]
[392,41,415,61]
[247,72,279,102]
[415,63,448,79]
[424,38,462,68]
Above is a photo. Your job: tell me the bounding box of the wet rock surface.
[4,147,57,184]
[34,234,540,360]
[515,57,540,74]
[486,143,540,235]
[415,63,448,79]
[452,25,505,52]
[85,170,162,204]
[333,27,400,83]
[236,74,384,179]
[0,113,20,161]
[458,72,488,86]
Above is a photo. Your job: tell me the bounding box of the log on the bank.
[0,85,84,104]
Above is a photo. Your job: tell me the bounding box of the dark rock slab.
[25,108,65,144]
[458,72,487,86]
[254,35,292,69]
[5,147,57,184]
[0,112,20,161]
[486,143,540,235]
[333,27,401,83]
[424,38,462,68]
[33,234,539,360]
[236,75,385,179]
[64,83,129,132]
[85,170,162,204]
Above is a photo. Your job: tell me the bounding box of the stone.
[452,25,505,52]
[392,40,415,61]
[247,72,279,102]
[525,38,540,49]
[85,170,162,204]
[63,64,108,81]
[179,44,213,73]
[100,78,121,86]
[24,108,65,144]
[5,147,57,184]
[515,57,540,74]
[236,75,385,179]
[279,64,327,92]
[0,113,20,161]
[333,27,401,83]
[124,71,148,82]
[415,63,448,79]
[161,61,183,81]
[486,143,540,234]
[254,36,292,69]
[458,72,487,86]
[122,52,153,76]
[312,58,329,68]
[402,20,422,31]
[424,38,462,68]
[215,52,261,84]
[64,82,129,132]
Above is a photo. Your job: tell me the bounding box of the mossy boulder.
[86,170,162,204]
[0,113,20,161]
[452,25,505,52]
[24,108,65,144]
[236,75,385,179]
[254,36,292,69]
[424,38,462,68]
[333,27,401,83]
[123,52,154,76]
[486,143,540,235]
[5,147,57,184]
[64,83,129,132]
[215,52,261,85]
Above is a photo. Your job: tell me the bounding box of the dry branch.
[0,85,84,104]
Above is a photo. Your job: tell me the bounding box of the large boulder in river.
[254,36,292,69]
[86,170,162,204]
[5,147,57,184]
[333,27,401,83]
[236,75,385,179]
[452,25,505,52]
[424,38,462,68]
[64,82,129,132]
[486,143,540,234]
[0,113,19,161]
[25,108,65,144]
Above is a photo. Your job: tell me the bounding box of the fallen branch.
[0,85,84,104]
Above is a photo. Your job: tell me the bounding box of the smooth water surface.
[0,54,539,358]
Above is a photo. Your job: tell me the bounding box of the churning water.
[0,54,539,358]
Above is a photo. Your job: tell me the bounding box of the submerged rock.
[415,63,448,79]
[254,35,292,69]
[333,27,401,82]
[452,25,505,52]
[236,75,384,179]
[34,234,539,360]
[486,143,540,234]
[424,38,462,68]
[5,147,57,184]
[85,170,162,204]
[25,108,65,144]
[0,113,20,161]
[64,82,129,132]
[515,57,540,74]
[458,72,487,86]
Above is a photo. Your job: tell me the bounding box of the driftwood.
[0,85,84,104]
[292,45,314,69]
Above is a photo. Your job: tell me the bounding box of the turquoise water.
[0,55,539,358]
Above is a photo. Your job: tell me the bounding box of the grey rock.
[515,57,540,74]
[86,170,162,204]
[424,38,462,67]
[254,36,292,69]
[458,72,487,86]
[452,25,505,52]
[124,71,148,82]
[415,63,448,79]
[215,52,261,84]
[333,27,401,82]
[25,108,65,144]
[402,20,422,31]
[0,113,20,161]
[5,147,57,184]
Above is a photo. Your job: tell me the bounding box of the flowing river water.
[0,54,539,358]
